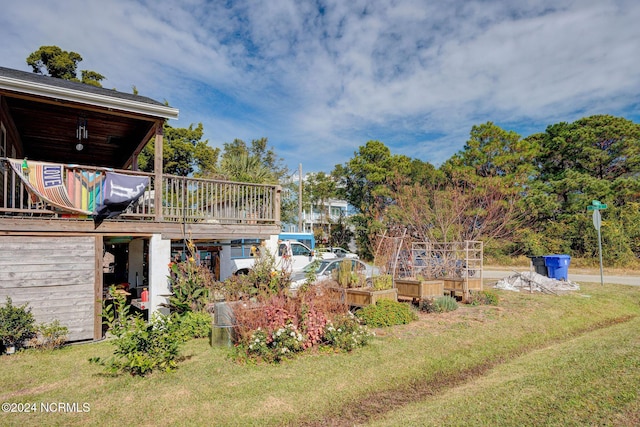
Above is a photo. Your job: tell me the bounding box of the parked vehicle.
[290,258,379,289]
[316,247,358,259]
[231,240,315,275]
[278,232,315,251]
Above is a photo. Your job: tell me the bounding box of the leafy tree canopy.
[26,45,105,87]
[219,138,289,184]
[138,123,219,177]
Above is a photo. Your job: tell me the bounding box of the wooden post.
[274,185,282,224]
[154,122,163,222]
[94,235,103,340]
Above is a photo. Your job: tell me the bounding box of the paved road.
[484,269,639,286]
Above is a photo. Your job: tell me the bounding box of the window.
[291,243,310,257]
[230,239,261,259]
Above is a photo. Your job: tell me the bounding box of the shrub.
[371,274,392,290]
[323,313,373,351]
[91,286,185,376]
[421,295,459,313]
[469,290,500,306]
[231,284,372,363]
[175,311,212,339]
[0,297,36,352]
[211,248,291,301]
[165,241,215,314]
[245,323,306,363]
[355,299,418,327]
[248,249,291,296]
[334,260,366,288]
[29,320,69,350]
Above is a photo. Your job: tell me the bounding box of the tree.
[538,115,640,182]
[525,115,640,262]
[305,172,337,243]
[138,123,219,176]
[431,123,532,250]
[333,140,420,259]
[26,45,105,87]
[443,122,538,186]
[219,138,288,184]
[219,152,273,183]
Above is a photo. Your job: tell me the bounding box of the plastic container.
[213,302,235,327]
[529,256,548,277]
[544,255,571,281]
[141,288,149,302]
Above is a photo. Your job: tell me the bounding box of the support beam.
[154,122,164,222]
[149,234,171,316]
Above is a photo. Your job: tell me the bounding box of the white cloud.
[1,0,639,173]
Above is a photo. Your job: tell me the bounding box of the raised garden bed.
[395,278,444,300]
[443,278,483,301]
[329,287,398,308]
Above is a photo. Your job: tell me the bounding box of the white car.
[316,247,358,259]
[290,258,378,289]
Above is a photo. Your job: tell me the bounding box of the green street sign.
[587,200,607,211]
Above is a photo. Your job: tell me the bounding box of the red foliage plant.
[231,284,348,348]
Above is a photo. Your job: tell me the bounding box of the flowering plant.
[246,323,305,363]
[323,313,373,352]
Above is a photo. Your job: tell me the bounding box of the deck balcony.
[0,157,281,239]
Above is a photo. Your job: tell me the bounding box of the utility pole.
[298,163,303,232]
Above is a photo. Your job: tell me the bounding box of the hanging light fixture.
[76,117,88,151]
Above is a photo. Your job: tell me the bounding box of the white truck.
[230,240,316,275]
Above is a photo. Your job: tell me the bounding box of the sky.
[1,0,639,174]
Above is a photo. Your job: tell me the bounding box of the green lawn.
[1,281,639,426]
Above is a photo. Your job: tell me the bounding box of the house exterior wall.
[0,235,97,341]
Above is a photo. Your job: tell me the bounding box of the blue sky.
[1,0,639,174]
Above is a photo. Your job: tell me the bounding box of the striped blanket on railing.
[7,159,95,215]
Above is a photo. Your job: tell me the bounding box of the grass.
[1,281,639,426]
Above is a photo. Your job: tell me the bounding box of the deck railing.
[0,158,280,224]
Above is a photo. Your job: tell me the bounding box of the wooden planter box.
[443,278,483,294]
[395,279,444,300]
[330,287,397,307]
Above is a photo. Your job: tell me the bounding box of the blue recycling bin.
[544,255,571,281]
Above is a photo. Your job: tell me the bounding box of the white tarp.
[494,271,580,293]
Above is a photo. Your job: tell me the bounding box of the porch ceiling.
[4,95,155,169]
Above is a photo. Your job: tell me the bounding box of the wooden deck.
[0,158,281,239]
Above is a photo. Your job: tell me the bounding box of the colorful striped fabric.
[8,159,93,215]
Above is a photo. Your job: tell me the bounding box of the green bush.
[175,311,212,339]
[355,299,418,327]
[323,314,372,351]
[91,286,185,376]
[421,295,459,313]
[0,297,36,352]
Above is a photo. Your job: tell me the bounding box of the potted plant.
[0,297,35,354]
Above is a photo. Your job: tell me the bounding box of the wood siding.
[0,235,96,341]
